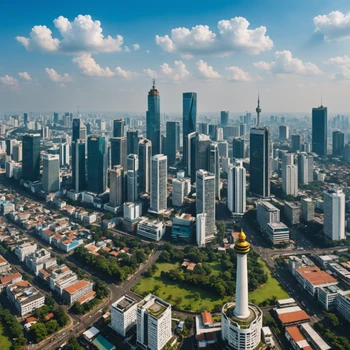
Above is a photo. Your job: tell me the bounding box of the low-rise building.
[284,202,300,225]
[0,272,22,291]
[14,242,37,262]
[266,222,290,245]
[0,255,10,273]
[275,306,310,327]
[171,213,195,242]
[318,285,340,310]
[299,323,331,350]
[285,326,312,350]
[25,248,57,276]
[62,279,93,305]
[137,219,165,242]
[337,291,350,322]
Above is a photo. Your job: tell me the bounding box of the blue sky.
[1,0,350,113]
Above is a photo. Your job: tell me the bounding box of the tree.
[67,336,84,350]
[46,319,59,334]
[45,295,55,310]
[185,317,194,330]
[54,307,69,327]
[31,322,48,343]
[325,313,340,328]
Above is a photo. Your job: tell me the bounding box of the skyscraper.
[208,143,220,200]
[298,153,313,185]
[228,160,246,214]
[165,121,180,166]
[72,139,86,192]
[53,112,58,124]
[312,105,327,156]
[111,137,127,170]
[323,188,345,241]
[282,153,296,195]
[279,125,289,141]
[291,134,301,151]
[149,154,167,214]
[87,135,107,194]
[72,118,86,143]
[232,138,246,159]
[127,154,139,202]
[109,165,124,207]
[138,138,152,193]
[22,134,41,181]
[146,80,161,155]
[113,119,124,137]
[220,111,229,126]
[42,154,60,193]
[24,113,28,124]
[127,130,140,156]
[332,131,345,157]
[198,122,208,135]
[183,92,197,173]
[59,143,70,167]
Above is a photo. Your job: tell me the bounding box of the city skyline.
[3,1,350,112]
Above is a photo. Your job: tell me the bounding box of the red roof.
[45,313,54,321]
[202,312,213,325]
[1,272,21,284]
[296,267,337,286]
[77,291,96,304]
[279,310,310,325]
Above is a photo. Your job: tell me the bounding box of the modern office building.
[221,111,229,126]
[312,105,327,156]
[165,121,180,166]
[127,130,140,156]
[42,154,60,192]
[301,198,314,222]
[298,153,313,185]
[283,165,298,196]
[149,154,167,214]
[279,125,289,141]
[87,135,107,194]
[172,178,185,207]
[332,131,345,157]
[146,81,161,155]
[113,119,125,137]
[111,137,127,170]
[217,140,228,158]
[127,154,139,202]
[183,92,197,174]
[323,188,345,241]
[196,213,207,246]
[72,139,86,192]
[12,142,22,162]
[59,143,69,167]
[291,134,301,151]
[232,138,246,159]
[22,134,41,181]
[72,118,86,143]
[284,202,300,225]
[208,142,220,200]
[228,160,246,215]
[198,122,208,135]
[257,201,280,231]
[109,165,124,207]
[138,138,152,194]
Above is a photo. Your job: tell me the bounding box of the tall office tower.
[53,112,58,124]
[136,294,172,350]
[209,143,220,200]
[86,122,92,135]
[113,119,125,137]
[291,134,301,151]
[183,92,197,173]
[249,128,270,198]
[149,154,167,214]
[127,130,139,155]
[165,121,180,166]
[217,140,228,158]
[332,131,345,157]
[239,124,246,136]
[216,127,224,141]
[198,122,208,135]
[111,137,127,170]
[228,160,246,214]
[172,178,185,207]
[279,125,289,141]
[221,111,229,126]
[208,124,217,140]
[146,80,161,155]
[222,231,262,349]
[12,143,22,162]
[138,138,152,193]
[109,165,124,207]
[196,169,216,239]
[87,135,107,194]
[72,140,86,192]
[283,164,298,195]
[344,143,350,161]
[298,153,313,185]
[72,118,86,142]
[232,138,246,159]
[301,198,314,222]
[323,188,345,241]
[244,112,252,126]
[127,154,139,202]
[196,213,207,246]
[59,143,69,167]
[42,126,50,140]
[24,113,28,124]
[312,105,327,156]
[256,95,261,126]
[6,139,16,156]
[42,154,60,193]
[22,134,41,181]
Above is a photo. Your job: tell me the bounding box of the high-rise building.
[279,125,289,141]
[113,119,125,137]
[24,113,28,124]
[298,153,313,185]
[109,165,124,207]
[6,139,15,156]
[42,154,60,193]
[217,140,228,158]
[228,160,246,215]
[239,124,246,137]
[198,122,208,135]
[250,128,270,198]
[165,121,180,166]
[72,118,86,143]
[332,131,345,157]
[183,92,197,173]
[59,143,69,167]
[12,143,22,162]
[72,139,86,192]
[323,188,345,241]
[221,231,262,349]
[111,137,127,170]
[172,178,185,207]
[282,153,295,194]
[138,139,152,194]
[208,143,220,200]
[232,138,246,159]
[87,135,107,194]
[42,126,50,140]
[221,111,229,126]
[208,124,217,141]
[136,294,172,350]
[146,81,161,155]
[149,154,167,214]
[196,170,216,240]
[284,164,298,196]
[312,106,327,156]
[196,213,206,246]
[127,130,140,156]
[53,112,58,124]
[127,154,139,202]
[291,134,301,151]
[22,134,41,181]
[301,198,314,222]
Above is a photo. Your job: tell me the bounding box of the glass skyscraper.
[146,81,160,155]
[165,121,180,166]
[312,106,327,156]
[22,134,41,181]
[72,139,86,192]
[332,131,344,157]
[113,119,124,137]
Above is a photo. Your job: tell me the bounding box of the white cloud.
[253,50,322,76]
[18,72,32,80]
[115,67,138,79]
[0,75,20,90]
[326,55,350,65]
[155,16,273,56]
[159,61,190,81]
[226,66,251,82]
[16,15,124,53]
[146,50,150,54]
[45,68,72,83]
[326,55,350,79]
[133,44,140,51]
[314,11,350,41]
[124,46,131,52]
[196,60,221,79]
[144,69,158,78]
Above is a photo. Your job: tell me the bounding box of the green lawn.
[248,258,289,304]
[0,324,12,350]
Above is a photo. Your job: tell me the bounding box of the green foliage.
[31,323,48,343]
[45,320,59,334]
[67,336,84,350]
[54,307,69,328]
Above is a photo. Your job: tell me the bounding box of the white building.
[227,160,246,215]
[137,219,166,242]
[25,248,57,276]
[323,188,345,241]
[172,178,185,207]
[301,198,314,222]
[42,153,60,193]
[137,294,172,350]
[123,201,142,221]
[283,164,298,196]
[109,165,124,208]
[110,295,137,337]
[59,142,70,167]
[149,154,167,214]
[127,154,139,202]
[284,202,300,225]
[266,223,290,245]
[257,201,280,231]
[14,242,37,262]
[62,279,93,305]
[298,153,313,185]
[196,213,206,247]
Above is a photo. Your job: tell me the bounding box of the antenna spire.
[255,93,262,127]
[152,79,156,90]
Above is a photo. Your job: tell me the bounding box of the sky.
[2,0,350,114]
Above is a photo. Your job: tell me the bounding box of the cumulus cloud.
[155,16,273,56]
[144,69,158,78]
[133,44,140,51]
[45,68,72,83]
[18,72,32,80]
[16,15,124,53]
[314,11,350,41]
[253,50,322,76]
[326,55,350,79]
[196,60,221,79]
[226,66,251,82]
[0,75,20,90]
[144,61,190,82]
[115,67,138,79]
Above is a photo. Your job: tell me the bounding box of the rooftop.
[113,295,137,311]
[286,326,312,350]
[64,280,90,295]
[296,266,337,286]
